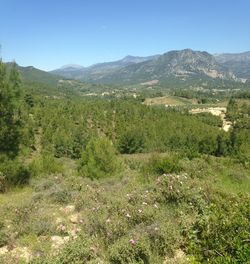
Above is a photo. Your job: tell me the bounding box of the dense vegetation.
[0,60,249,263]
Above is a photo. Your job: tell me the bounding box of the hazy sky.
[1,0,250,70]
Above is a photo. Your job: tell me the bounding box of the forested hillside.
[0,60,249,263]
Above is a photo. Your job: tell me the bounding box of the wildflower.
[142,202,148,206]
[154,203,158,209]
[138,209,142,213]
[180,181,183,185]
[126,213,131,218]
[106,218,111,223]
[129,239,136,245]
[57,224,66,232]
[169,185,173,190]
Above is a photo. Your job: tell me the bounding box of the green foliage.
[0,221,8,247]
[0,155,30,188]
[109,236,151,264]
[24,93,35,108]
[29,153,63,177]
[78,137,121,179]
[33,98,249,159]
[188,195,250,263]
[143,154,181,176]
[154,173,201,205]
[118,129,145,154]
[0,60,21,156]
[227,98,239,122]
[195,112,222,127]
[40,235,98,264]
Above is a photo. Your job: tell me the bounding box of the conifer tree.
[0,60,21,156]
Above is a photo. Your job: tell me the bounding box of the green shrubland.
[0,61,249,263]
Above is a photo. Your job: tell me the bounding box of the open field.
[143,96,196,106]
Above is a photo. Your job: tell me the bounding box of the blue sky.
[1,0,250,70]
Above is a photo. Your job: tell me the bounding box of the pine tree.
[0,60,21,156]
[9,61,21,97]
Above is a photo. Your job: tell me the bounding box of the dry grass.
[144,96,194,106]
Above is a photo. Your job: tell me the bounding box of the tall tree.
[0,60,21,156]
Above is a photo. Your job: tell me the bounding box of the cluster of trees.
[1,58,249,187]
[33,97,248,162]
[0,61,21,156]
[227,98,250,128]
[0,60,34,190]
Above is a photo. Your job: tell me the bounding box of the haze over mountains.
[50,49,250,86]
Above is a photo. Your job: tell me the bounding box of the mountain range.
[6,49,250,89]
[49,49,250,86]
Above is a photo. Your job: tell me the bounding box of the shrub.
[29,153,63,177]
[78,137,121,179]
[187,195,250,263]
[29,214,56,236]
[109,235,151,264]
[0,221,8,247]
[0,156,30,188]
[118,130,145,154]
[143,154,181,176]
[44,234,98,264]
[0,172,6,192]
[154,173,204,208]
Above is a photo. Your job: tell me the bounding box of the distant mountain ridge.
[50,54,160,80]
[214,51,250,80]
[50,49,246,85]
[5,49,249,89]
[5,63,62,85]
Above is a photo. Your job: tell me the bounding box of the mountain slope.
[5,63,63,86]
[82,49,237,85]
[19,65,62,85]
[50,55,160,80]
[214,51,250,80]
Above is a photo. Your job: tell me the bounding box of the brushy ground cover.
[0,153,249,264]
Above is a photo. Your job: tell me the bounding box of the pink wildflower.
[129,239,136,245]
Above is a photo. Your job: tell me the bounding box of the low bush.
[42,234,99,264]
[187,195,250,263]
[78,137,121,179]
[29,153,63,177]
[117,130,145,154]
[0,156,30,188]
[0,221,8,247]
[143,154,181,176]
[109,235,151,264]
